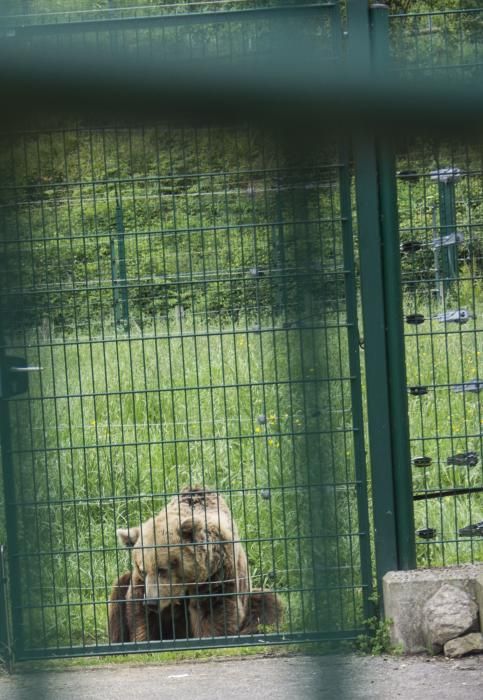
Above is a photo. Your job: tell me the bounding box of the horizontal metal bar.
[14,582,366,612]
[0,163,342,187]
[1,267,348,296]
[9,480,361,509]
[413,485,483,501]
[389,7,483,20]
[0,215,345,244]
[7,374,354,403]
[13,628,362,662]
[9,530,365,558]
[7,427,357,457]
[0,323,355,353]
[6,4,336,36]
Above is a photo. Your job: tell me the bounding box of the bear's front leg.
[188,589,242,637]
[108,571,131,643]
[127,573,150,642]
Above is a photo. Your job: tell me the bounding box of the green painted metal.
[337,143,376,620]
[352,135,399,587]
[0,344,25,660]
[433,170,461,300]
[113,195,129,328]
[0,0,379,663]
[370,3,416,573]
[347,0,399,591]
[389,6,483,569]
[7,4,336,35]
[0,545,13,671]
[2,0,481,665]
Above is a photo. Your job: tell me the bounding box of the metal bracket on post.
[430,167,463,301]
[0,355,42,399]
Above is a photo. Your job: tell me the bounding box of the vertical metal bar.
[434,171,461,297]
[440,180,454,291]
[352,137,399,585]
[110,234,121,325]
[370,3,416,572]
[115,196,129,327]
[0,360,23,659]
[333,2,375,621]
[347,0,399,590]
[0,545,13,671]
[338,144,375,619]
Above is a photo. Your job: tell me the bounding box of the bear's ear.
[179,516,206,544]
[117,526,140,548]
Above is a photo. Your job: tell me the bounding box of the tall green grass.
[7,291,483,655]
[404,284,483,568]
[8,315,363,651]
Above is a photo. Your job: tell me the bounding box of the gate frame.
[348,1,416,593]
[0,0,417,665]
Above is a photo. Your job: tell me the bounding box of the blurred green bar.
[0,42,482,132]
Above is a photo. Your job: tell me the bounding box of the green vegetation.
[10,316,362,651]
[1,122,360,655]
[394,143,483,569]
[355,616,398,656]
[1,0,483,662]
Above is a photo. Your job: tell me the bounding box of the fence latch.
[0,356,42,399]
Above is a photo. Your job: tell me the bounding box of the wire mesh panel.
[391,6,483,567]
[0,3,373,660]
[3,1,339,67]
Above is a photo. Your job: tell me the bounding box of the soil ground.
[1,653,483,699]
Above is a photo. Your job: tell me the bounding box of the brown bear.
[108,570,190,643]
[108,485,282,642]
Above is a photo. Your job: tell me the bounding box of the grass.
[404,287,483,568]
[4,313,365,656]
[1,121,482,663]
[5,287,483,660]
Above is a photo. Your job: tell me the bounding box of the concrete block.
[476,572,483,621]
[382,564,483,653]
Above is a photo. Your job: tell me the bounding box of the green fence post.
[370,3,416,573]
[347,1,416,591]
[0,356,23,662]
[347,1,399,592]
[0,545,13,671]
[431,168,462,300]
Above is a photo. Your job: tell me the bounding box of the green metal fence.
[0,1,380,663]
[0,0,482,667]
[389,5,483,568]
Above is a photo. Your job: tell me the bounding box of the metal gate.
[0,1,406,663]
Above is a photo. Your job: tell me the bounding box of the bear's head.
[117,504,225,610]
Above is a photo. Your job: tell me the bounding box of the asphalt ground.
[1,653,483,700]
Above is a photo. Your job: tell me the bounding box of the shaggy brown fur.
[108,571,189,643]
[108,485,282,642]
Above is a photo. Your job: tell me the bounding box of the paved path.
[2,653,483,699]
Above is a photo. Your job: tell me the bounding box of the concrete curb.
[383,564,483,653]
